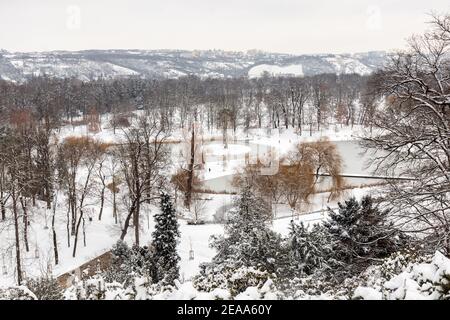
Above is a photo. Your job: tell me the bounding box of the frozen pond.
[334,140,378,175]
[202,140,383,193]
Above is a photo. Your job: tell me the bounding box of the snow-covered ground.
[0,186,374,286]
[0,114,380,286]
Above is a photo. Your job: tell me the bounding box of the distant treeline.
[0,73,380,133]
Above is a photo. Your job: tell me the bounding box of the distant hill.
[0,49,387,82]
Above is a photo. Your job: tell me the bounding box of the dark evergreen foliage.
[151,191,180,285]
[324,196,407,273]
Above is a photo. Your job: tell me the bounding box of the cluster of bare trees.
[55,114,172,251]
[56,136,108,257]
[0,72,378,138]
[0,114,55,284]
[0,106,173,284]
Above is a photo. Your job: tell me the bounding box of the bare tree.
[71,139,105,257]
[290,78,310,134]
[106,152,121,225]
[96,153,108,221]
[51,192,59,265]
[364,14,450,254]
[233,161,282,215]
[287,139,344,201]
[189,196,208,224]
[118,114,170,245]
[58,136,94,235]
[310,75,331,131]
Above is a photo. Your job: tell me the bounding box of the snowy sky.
[0,0,449,54]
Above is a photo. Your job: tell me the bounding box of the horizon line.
[0,47,391,57]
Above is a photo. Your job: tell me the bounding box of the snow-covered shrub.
[104,240,154,286]
[353,251,450,300]
[0,286,37,300]
[378,249,431,280]
[25,277,63,300]
[193,264,229,292]
[194,264,274,297]
[60,273,282,300]
[227,267,273,297]
[280,272,356,300]
[235,279,283,300]
[63,275,133,300]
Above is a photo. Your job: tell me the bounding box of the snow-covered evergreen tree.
[104,240,132,284]
[212,185,282,272]
[195,186,283,293]
[324,197,361,265]
[151,192,180,285]
[324,196,406,273]
[356,196,407,258]
[110,240,131,265]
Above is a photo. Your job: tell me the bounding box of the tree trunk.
[98,187,105,220]
[0,168,4,220]
[70,188,76,235]
[0,171,5,220]
[298,106,302,135]
[120,199,137,241]
[72,209,84,258]
[19,197,29,252]
[223,119,228,149]
[66,200,71,248]
[185,125,195,210]
[317,107,321,131]
[113,183,117,224]
[82,217,86,247]
[12,190,22,285]
[52,205,59,265]
[134,200,140,246]
[45,180,52,210]
[0,199,5,220]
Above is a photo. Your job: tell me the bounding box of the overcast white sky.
[0,0,449,54]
